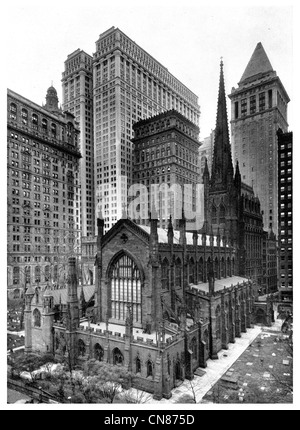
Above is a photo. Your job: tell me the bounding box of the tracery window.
[113,347,123,365]
[33,308,41,327]
[212,205,217,224]
[94,343,104,361]
[110,254,142,323]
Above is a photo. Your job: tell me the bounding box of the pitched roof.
[239,42,274,83]
[42,284,95,305]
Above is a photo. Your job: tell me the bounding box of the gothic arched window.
[136,356,141,374]
[94,343,104,361]
[110,254,142,323]
[221,257,225,278]
[147,360,153,378]
[113,348,123,365]
[33,308,41,327]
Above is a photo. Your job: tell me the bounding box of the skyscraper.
[62,49,95,237]
[229,42,290,235]
[7,88,81,297]
[132,109,200,229]
[277,129,293,302]
[64,27,200,233]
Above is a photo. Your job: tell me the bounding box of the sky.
[2,0,294,139]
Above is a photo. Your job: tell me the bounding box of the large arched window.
[110,253,142,323]
[175,258,182,288]
[94,343,104,361]
[33,308,41,327]
[113,348,123,365]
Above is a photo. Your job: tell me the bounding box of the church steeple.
[210,59,234,190]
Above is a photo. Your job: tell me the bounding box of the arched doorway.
[255,308,266,325]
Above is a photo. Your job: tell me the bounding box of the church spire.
[210,59,234,190]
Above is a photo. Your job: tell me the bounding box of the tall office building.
[277,129,293,302]
[62,49,95,237]
[92,27,200,231]
[7,88,81,297]
[132,109,200,229]
[229,42,290,235]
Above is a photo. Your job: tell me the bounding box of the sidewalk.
[149,325,262,404]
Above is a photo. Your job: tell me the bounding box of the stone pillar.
[42,293,55,354]
[209,299,219,359]
[235,288,241,338]
[24,286,35,353]
[221,292,229,350]
[229,289,236,343]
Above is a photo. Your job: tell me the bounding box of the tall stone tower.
[229,42,290,234]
